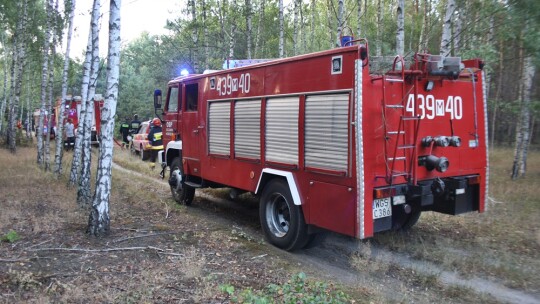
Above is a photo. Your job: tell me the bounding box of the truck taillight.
[468,175,481,185]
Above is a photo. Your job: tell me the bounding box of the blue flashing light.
[180,69,189,76]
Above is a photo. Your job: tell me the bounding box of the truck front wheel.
[169,157,195,205]
[259,179,309,251]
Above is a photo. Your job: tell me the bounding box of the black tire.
[259,179,310,251]
[140,146,150,161]
[395,210,421,231]
[169,157,195,205]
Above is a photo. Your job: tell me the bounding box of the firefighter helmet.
[152,118,161,127]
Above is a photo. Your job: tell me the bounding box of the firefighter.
[64,118,76,151]
[119,116,131,148]
[130,114,141,134]
[146,118,163,169]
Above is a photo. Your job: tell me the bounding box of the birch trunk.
[45,1,59,171]
[228,0,237,59]
[376,0,382,56]
[246,0,252,59]
[202,0,209,70]
[310,0,315,51]
[440,0,455,56]
[356,0,361,38]
[336,0,344,48]
[419,0,429,52]
[511,56,535,179]
[88,0,121,236]
[77,9,99,209]
[54,0,76,177]
[38,0,53,166]
[396,0,404,55]
[78,0,101,208]
[0,33,8,137]
[278,0,284,58]
[8,0,29,152]
[254,0,265,57]
[69,2,97,187]
[293,0,300,55]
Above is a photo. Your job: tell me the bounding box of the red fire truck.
[54,94,105,144]
[154,41,488,251]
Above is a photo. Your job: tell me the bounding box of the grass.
[372,148,540,292]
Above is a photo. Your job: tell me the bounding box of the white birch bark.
[336,0,344,48]
[38,0,53,166]
[254,0,265,57]
[246,0,252,59]
[0,32,8,137]
[454,8,463,54]
[278,0,284,58]
[45,0,59,171]
[78,13,100,208]
[202,0,209,70]
[228,0,237,59]
[511,56,535,179]
[69,2,97,187]
[310,0,315,52]
[376,0,382,56]
[292,0,300,55]
[440,0,455,57]
[7,0,29,152]
[357,0,362,38]
[396,0,404,55]
[88,0,121,236]
[54,0,76,176]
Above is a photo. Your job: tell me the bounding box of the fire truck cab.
[154,41,488,251]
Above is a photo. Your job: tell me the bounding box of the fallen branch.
[111,232,175,244]
[29,246,176,255]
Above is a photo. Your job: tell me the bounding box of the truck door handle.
[193,129,199,134]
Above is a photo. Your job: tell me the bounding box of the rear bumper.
[373,175,481,233]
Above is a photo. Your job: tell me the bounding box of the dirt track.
[114,162,540,304]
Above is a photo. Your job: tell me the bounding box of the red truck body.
[55,95,105,142]
[157,43,488,250]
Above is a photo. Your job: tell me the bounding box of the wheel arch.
[165,141,183,166]
[256,169,302,205]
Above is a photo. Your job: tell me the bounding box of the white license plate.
[373,198,392,219]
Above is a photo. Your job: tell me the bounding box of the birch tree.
[396,0,404,55]
[440,0,455,56]
[245,0,252,59]
[69,1,98,187]
[254,0,266,58]
[37,0,53,166]
[54,0,76,177]
[78,1,101,208]
[0,40,8,137]
[376,0,382,56]
[44,0,59,171]
[6,0,28,153]
[293,0,300,55]
[88,0,121,236]
[336,0,344,47]
[356,0,362,38]
[228,0,237,59]
[278,0,284,58]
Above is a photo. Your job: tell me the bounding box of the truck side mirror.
[154,89,162,109]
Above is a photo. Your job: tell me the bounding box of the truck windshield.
[167,86,180,112]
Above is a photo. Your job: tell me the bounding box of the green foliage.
[221,272,351,304]
[2,230,20,243]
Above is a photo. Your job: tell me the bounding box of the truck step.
[398,145,415,149]
[184,181,203,188]
[385,78,404,83]
[385,104,404,109]
[387,157,406,161]
[392,172,409,177]
[387,131,405,135]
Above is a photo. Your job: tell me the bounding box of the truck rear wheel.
[259,179,309,251]
[169,157,195,205]
[395,210,421,231]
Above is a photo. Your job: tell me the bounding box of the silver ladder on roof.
[381,55,421,185]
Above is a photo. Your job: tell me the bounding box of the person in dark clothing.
[130,114,141,134]
[146,118,163,169]
[119,116,131,147]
